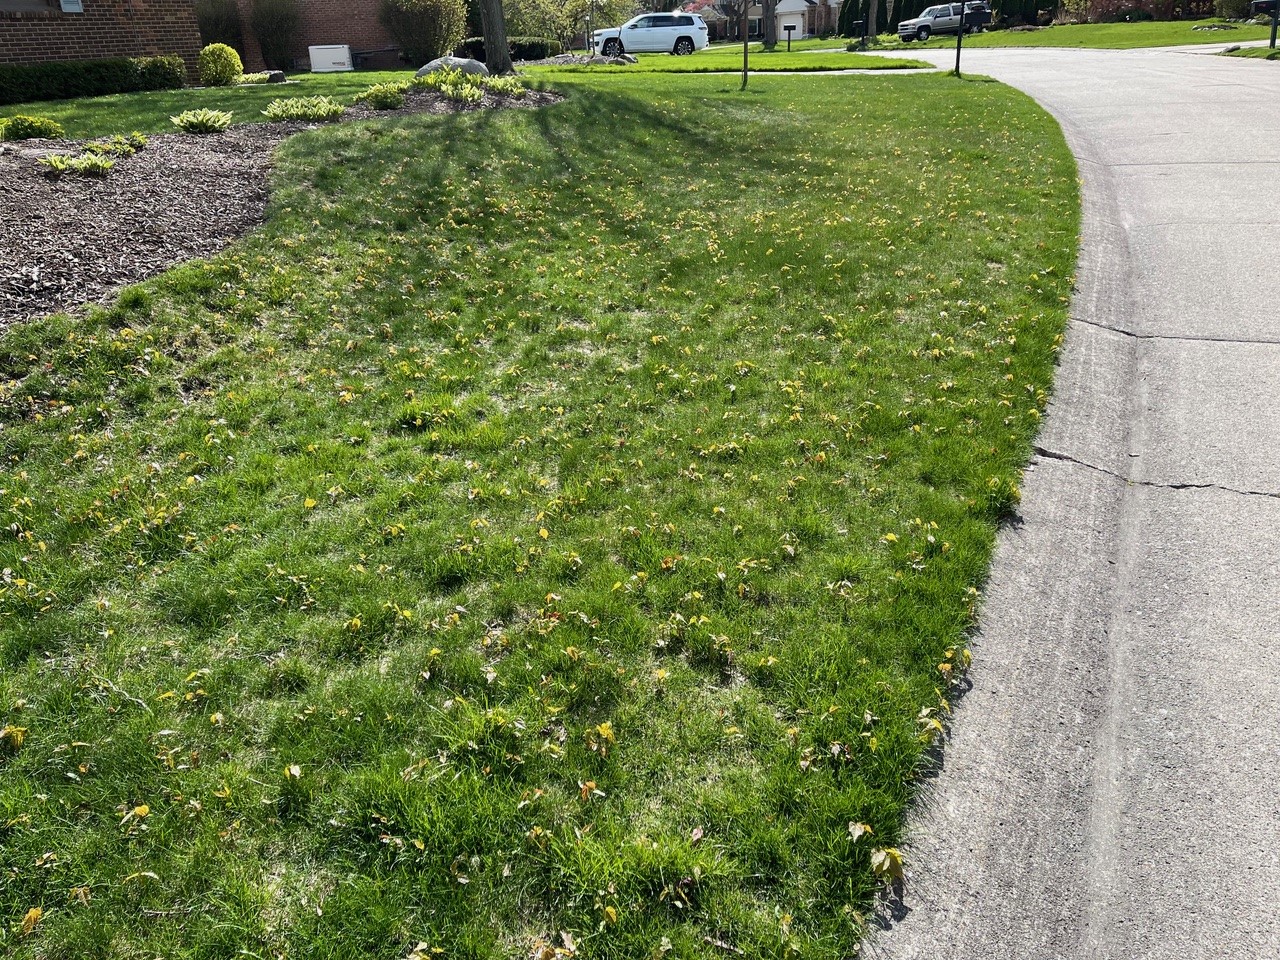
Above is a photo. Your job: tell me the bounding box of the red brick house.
[232,0,401,71]
[0,0,202,74]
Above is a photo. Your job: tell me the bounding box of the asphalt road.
[865,46,1280,959]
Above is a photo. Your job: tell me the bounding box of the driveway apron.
[868,47,1280,959]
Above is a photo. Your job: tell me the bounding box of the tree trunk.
[866,0,880,38]
[763,0,778,48]
[886,0,897,34]
[478,0,514,74]
[837,0,857,36]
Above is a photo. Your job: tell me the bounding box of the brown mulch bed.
[0,88,562,329]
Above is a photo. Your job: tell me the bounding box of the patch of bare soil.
[0,89,562,327]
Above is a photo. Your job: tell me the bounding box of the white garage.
[773,0,825,39]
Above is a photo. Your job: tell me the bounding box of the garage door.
[780,15,804,37]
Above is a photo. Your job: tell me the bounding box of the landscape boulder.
[417,56,490,78]
[266,70,287,83]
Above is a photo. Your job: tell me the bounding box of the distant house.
[681,0,842,41]
[231,0,402,72]
[778,0,842,38]
[0,0,201,73]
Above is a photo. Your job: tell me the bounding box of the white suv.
[593,13,710,56]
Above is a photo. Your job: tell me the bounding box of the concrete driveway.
[867,46,1280,959]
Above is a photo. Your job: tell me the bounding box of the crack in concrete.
[1032,444,1280,501]
[1069,313,1280,346]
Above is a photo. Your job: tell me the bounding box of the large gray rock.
[416,56,490,78]
[266,70,287,83]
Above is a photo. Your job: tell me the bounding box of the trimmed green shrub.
[171,108,234,133]
[261,96,345,121]
[0,58,134,105]
[353,81,410,110]
[134,55,186,91]
[195,0,245,49]
[1215,0,1251,16]
[453,36,483,59]
[0,56,185,107]
[199,43,244,86]
[454,36,561,62]
[251,0,303,69]
[380,0,468,65]
[0,115,64,142]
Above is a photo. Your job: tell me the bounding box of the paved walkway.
[866,46,1280,959]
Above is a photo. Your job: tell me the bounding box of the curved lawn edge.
[0,73,1077,959]
[1220,44,1280,58]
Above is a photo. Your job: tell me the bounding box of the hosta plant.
[69,153,115,177]
[481,74,527,96]
[442,79,484,103]
[353,81,409,110]
[36,152,116,178]
[261,96,345,121]
[171,108,234,133]
[36,154,73,177]
[410,65,463,91]
[83,134,141,157]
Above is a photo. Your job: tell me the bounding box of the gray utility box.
[309,45,354,72]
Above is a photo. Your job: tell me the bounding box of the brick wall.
[233,0,401,72]
[0,0,202,76]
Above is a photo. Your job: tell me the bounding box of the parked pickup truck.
[897,1,991,41]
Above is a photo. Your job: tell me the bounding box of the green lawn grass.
[0,72,1077,958]
[0,54,925,139]
[534,49,926,73]
[0,70,415,138]
[882,17,1274,49]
